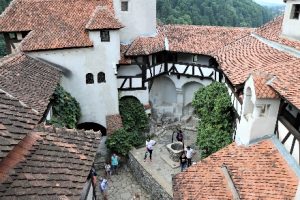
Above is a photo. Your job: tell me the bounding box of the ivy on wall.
[47,85,81,129]
[106,96,149,156]
[192,82,234,158]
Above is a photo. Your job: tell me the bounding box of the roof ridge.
[34,124,102,136]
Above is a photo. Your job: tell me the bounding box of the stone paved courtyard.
[93,120,201,200]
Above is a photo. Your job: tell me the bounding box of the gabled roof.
[252,73,279,99]
[0,0,119,51]
[173,139,298,200]
[0,125,100,199]
[0,53,61,113]
[86,6,123,30]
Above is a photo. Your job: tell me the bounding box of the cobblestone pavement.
[96,164,151,200]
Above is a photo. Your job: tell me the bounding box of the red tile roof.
[252,73,279,99]
[120,44,132,64]
[173,139,298,200]
[0,53,61,113]
[255,16,300,51]
[86,6,123,30]
[0,91,41,161]
[126,25,252,56]
[214,35,300,108]
[0,125,100,199]
[0,0,116,51]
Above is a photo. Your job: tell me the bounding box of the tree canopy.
[157,0,278,27]
[192,82,234,158]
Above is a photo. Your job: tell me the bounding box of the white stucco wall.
[118,64,141,76]
[177,54,211,65]
[113,0,156,43]
[282,0,300,40]
[235,76,280,145]
[28,30,121,127]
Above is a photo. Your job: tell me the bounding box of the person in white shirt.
[186,146,195,167]
[144,138,156,162]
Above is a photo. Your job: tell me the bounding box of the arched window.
[86,73,94,84]
[98,72,106,83]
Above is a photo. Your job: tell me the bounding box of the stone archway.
[77,122,107,136]
[149,76,177,120]
[182,81,204,116]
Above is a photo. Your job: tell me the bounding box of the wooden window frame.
[121,1,128,11]
[100,30,110,42]
[291,4,300,19]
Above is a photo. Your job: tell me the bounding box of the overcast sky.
[255,0,284,5]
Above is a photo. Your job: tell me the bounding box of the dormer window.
[291,4,300,19]
[100,30,110,42]
[121,1,128,11]
[9,33,16,39]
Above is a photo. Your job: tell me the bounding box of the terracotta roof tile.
[0,0,114,51]
[214,35,300,109]
[0,125,100,198]
[255,16,300,51]
[173,139,298,200]
[0,53,61,113]
[119,44,132,64]
[126,25,252,56]
[86,6,123,30]
[0,91,41,161]
[252,73,279,99]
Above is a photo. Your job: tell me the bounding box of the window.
[86,73,94,84]
[100,30,110,42]
[98,72,106,83]
[193,55,198,62]
[121,1,128,11]
[291,4,300,19]
[9,33,16,39]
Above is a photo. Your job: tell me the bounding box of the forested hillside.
[0,0,11,57]
[157,0,278,27]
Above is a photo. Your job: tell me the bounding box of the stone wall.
[106,114,123,136]
[127,152,172,200]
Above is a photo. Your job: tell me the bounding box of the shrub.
[106,128,133,157]
[192,82,234,158]
[48,85,81,129]
[119,97,149,133]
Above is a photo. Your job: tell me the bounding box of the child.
[104,162,111,178]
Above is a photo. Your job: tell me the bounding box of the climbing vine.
[47,85,81,129]
[192,82,234,158]
[106,97,149,156]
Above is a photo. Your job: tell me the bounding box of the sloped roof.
[252,73,279,99]
[214,33,300,109]
[0,0,118,51]
[173,139,298,200]
[86,6,123,30]
[126,25,252,56]
[0,91,41,161]
[255,16,300,51]
[0,53,61,113]
[0,125,100,199]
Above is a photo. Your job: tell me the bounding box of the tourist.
[186,146,195,167]
[99,177,108,200]
[179,151,187,172]
[89,164,97,200]
[144,138,156,162]
[132,193,140,200]
[111,153,119,175]
[104,162,111,178]
[176,130,184,142]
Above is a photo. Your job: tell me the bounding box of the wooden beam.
[282,132,291,144]
[290,136,296,154]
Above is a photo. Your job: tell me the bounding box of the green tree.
[192,82,234,158]
[47,85,81,129]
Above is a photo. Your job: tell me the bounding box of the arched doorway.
[77,122,107,136]
[182,81,204,116]
[150,76,177,119]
